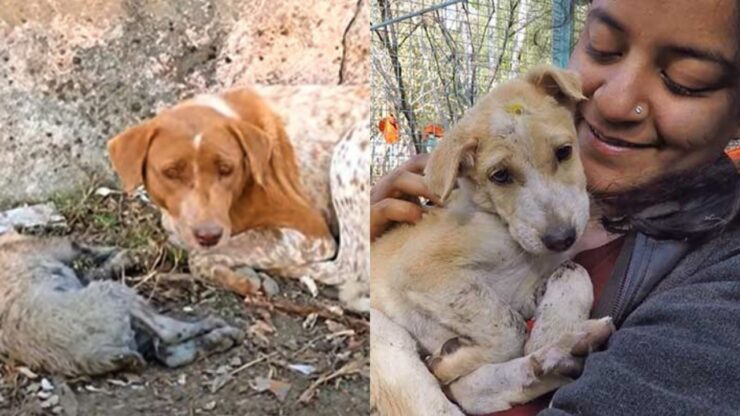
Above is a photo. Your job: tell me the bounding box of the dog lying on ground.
[370,66,613,415]
[107,86,369,312]
[0,231,244,376]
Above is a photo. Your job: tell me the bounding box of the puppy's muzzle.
[541,226,576,252]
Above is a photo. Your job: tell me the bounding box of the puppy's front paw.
[529,344,583,381]
[426,336,476,385]
[570,317,614,356]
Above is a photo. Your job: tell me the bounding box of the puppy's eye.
[555,145,572,162]
[489,169,512,185]
[218,164,234,177]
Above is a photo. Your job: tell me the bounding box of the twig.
[243,297,369,333]
[297,359,365,403]
[230,352,278,377]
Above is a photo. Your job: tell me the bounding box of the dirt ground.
[0,186,369,416]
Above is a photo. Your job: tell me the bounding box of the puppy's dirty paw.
[571,317,614,356]
[441,336,471,356]
[530,342,585,380]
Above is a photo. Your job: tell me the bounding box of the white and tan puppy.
[371,66,613,415]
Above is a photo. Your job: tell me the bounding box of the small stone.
[41,378,54,391]
[229,356,243,367]
[260,273,280,297]
[40,394,59,408]
[25,383,40,394]
[38,391,53,399]
[215,365,231,375]
[52,406,63,414]
[183,306,194,313]
[177,374,187,385]
[203,400,217,411]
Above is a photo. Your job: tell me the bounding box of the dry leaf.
[249,377,292,402]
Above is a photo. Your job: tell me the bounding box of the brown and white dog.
[108,86,369,311]
[370,66,613,415]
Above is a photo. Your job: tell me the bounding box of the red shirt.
[481,236,626,416]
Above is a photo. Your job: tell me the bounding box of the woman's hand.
[370,154,442,241]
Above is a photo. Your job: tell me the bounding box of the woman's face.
[569,0,740,193]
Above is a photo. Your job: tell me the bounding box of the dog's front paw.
[529,316,614,379]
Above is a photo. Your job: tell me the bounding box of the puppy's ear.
[107,122,158,193]
[226,121,274,187]
[425,133,478,204]
[526,65,586,110]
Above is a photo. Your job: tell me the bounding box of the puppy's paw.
[426,336,476,385]
[529,345,584,381]
[570,317,614,356]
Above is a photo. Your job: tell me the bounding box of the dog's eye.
[489,169,512,185]
[162,167,182,180]
[555,145,572,162]
[218,164,234,177]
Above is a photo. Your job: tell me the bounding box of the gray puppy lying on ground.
[0,231,244,376]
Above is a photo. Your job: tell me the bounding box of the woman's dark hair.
[592,155,740,242]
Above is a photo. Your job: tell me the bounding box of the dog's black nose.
[193,224,223,247]
[542,227,576,252]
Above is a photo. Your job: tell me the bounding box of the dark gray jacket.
[542,158,740,416]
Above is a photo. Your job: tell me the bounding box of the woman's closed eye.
[585,43,622,63]
[660,59,731,98]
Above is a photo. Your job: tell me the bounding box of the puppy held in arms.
[371,66,613,415]
[0,232,244,376]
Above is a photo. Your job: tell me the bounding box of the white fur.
[189,94,240,119]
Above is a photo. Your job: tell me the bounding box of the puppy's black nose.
[193,224,223,247]
[542,227,576,252]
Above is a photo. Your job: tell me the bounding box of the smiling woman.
[370,0,740,415]
[570,0,740,193]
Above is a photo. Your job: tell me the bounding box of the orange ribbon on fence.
[423,123,444,140]
[378,115,399,144]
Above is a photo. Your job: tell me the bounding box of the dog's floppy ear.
[107,122,158,193]
[226,121,274,187]
[425,133,478,204]
[526,65,586,110]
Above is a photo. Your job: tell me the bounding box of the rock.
[40,378,54,391]
[0,0,368,206]
[259,273,280,297]
[40,394,60,408]
[229,356,243,367]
